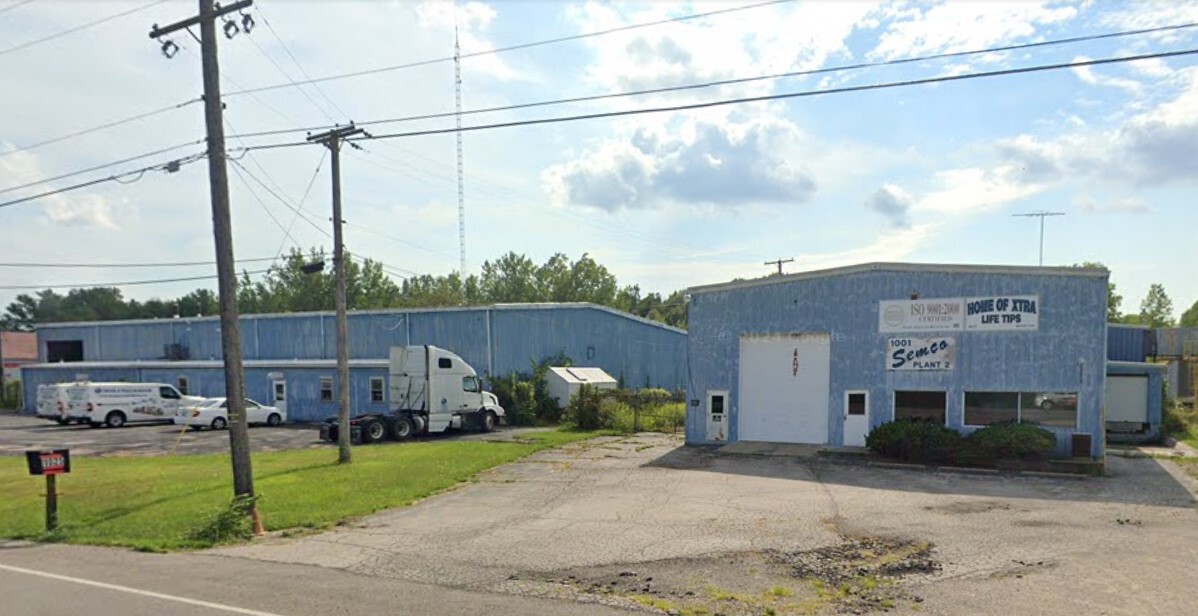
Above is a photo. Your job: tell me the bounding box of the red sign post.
[25,449,70,531]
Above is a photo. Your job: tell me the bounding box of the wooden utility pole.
[150,0,262,534]
[308,124,365,464]
[765,257,794,275]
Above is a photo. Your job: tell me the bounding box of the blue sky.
[1,0,1196,320]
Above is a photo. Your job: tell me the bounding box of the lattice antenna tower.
[453,3,466,276]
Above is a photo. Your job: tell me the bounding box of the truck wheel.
[105,411,127,428]
[211,416,228,430]
[361,418,385,444]
[392,416,413,440]
[266,413,282,427]
[481,410,497,433]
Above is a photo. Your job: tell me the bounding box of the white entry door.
[737,333,831,444]
[706,390,728,442]
[271,379,287,417]
[843,391,869,447]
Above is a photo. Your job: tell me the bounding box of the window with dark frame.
[847,392,866,416]
[370,377,385,403]
[176,376,189,396]
[894,390,947,423]
[438,357,452,369]
[964,391,1079,428]
[320,377,333,403]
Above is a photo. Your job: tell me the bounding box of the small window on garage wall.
[320,377,333,402]
[894,391,947,424]
[177,376,190,396]
[370,377,385,403]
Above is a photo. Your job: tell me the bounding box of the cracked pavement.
[213,433,1198,614]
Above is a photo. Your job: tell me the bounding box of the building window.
[963,392,1019,425]
[438,357,452,369]
[370,377,385,403]
[965,391,1078,428]
[320,377,333,403]
[46,340,83,363]
[177,376,190,396]
[847,392,866,416]
[894,391,946,424]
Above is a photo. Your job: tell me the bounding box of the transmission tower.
[453,5,466,275]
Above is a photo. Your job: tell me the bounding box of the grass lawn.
[0,429,609,551]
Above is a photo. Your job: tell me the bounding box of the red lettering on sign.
[792,349,799,376]
[40,453,66,475]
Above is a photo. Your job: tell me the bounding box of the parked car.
[1033,392,1077,410]
[173,397,286,430]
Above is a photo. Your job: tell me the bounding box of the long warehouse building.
[20,303,687,422]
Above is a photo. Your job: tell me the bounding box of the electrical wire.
[229,19,1198,139]
[0,257,280,268]
[0,0,170,57]
[0,152,206,209]
[351,47,1198,142]
[224,0,795,97]
[0,1,38,17]
[0,268,272,291]
[0,139,205,194]
[272,149,327,263]
[0,99,202,160]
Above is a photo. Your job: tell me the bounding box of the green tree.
[1073,261,1122,321]
[1181,299,1198,327]
[1138,283,1174,328]
[1,293,41,331]
[479,252,541,303]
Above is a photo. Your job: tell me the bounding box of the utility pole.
[764,258,794,275]
[1013,211,1065,266]
[150,0,263,534]
[308,124,365,464]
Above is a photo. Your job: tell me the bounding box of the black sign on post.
[25,449,69,532]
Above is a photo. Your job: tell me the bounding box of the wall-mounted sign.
[964,295,1039,331]
[888,337,955,370]
[879,299,964,332]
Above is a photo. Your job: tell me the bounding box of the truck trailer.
[319,345,505,444]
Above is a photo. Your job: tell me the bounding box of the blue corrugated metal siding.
[1156,327,1198,358]
[686,268,1108,457]
[24,304,686,422]
[1107,325,1150,362]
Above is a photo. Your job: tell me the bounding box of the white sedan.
[173,398,286,430]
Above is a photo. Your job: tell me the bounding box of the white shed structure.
[547,367,618,407]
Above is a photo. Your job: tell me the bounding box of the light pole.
[1013,211,1065,266]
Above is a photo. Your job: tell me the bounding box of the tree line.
[1075,262,1195,328]
[1,249,688,331]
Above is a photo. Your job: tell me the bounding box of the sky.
[1,0,1196,320]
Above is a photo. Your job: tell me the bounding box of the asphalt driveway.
[0,412,548,457]
[215,433,1198,615]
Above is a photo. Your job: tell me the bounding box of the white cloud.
[869,1,1078,61]
[915,166,1045,215]
[414,1,524,82]
[864,183,914,227]
[0,145,122,229]
[541,113,816,211]
[1073,195,1154,215]
[1071,56,1143,94]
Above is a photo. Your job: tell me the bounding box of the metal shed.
[546,367,618,408]
[685,262,1110,458]
[21,303,686,422]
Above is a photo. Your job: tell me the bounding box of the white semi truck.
[319,345,505,444]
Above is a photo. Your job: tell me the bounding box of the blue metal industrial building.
[20,303,687,422]
[684,262,1126,458]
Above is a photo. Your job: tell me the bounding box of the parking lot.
[0,412,547,457]
[216,433,1198,615]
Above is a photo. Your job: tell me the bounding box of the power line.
[0,0,170,57]
[229,19,1198,139]
[0,268,272,291]
[224,0,795,97]
[0,139,204,194]
[0,256,278,268]
[350,47,1198,142]
[272,148,327,263]
[0,99,201,160]
[0,152,206,210]
[0,1,38,17]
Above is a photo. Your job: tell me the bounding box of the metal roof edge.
[687,262,1110,295]
[22,359,390,370]
[1106,360,1167,372]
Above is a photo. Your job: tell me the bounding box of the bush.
[486,352,573,426]
[866,420,963,464]
[1,379,19,408]
[1163,400,1197,439]
[565,384,605,430]
[963,422,1057,462]
[189,495,258,546]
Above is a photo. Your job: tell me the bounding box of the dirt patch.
[513,537,939,615]
[989,559,1058,580]
[923,500,1012,515]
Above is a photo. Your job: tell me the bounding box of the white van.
[68,383,200,428]
[36,383,87,425]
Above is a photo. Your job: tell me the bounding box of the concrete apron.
[717,440,829,458]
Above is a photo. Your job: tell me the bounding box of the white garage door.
[738,333,831,444]
[1106,375,1148,422]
